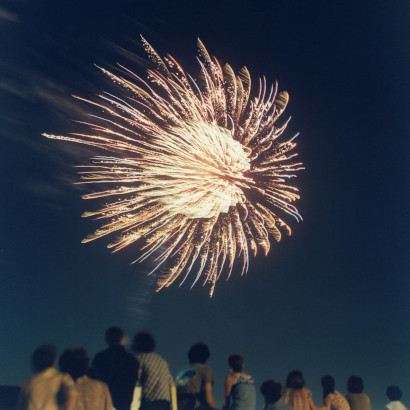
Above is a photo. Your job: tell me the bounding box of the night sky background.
[1,0,409,409]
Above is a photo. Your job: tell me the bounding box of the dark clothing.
[177,394,197,410]
[91,345,139,410]
[140,398,171,410]
[177,396,215,410]
[0,386,20,410]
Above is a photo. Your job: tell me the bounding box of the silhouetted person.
[92,326,139,410]
[345,376,371,410]
[17,344,76,410]
[261,380,293,410]
[223,354,256,410]
[132,331,173,410]
[176,342,217,410]
[59,347,113,410]
[282,370,318,410]
[386,386,407,410]
[320,375,350,410]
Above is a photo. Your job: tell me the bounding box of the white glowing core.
[141,121,253,219]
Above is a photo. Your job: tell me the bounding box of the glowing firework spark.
[44,37,304,296]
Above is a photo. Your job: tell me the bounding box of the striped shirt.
[325,391,350,410]
[282,387,313,410]
[137,352,173,402]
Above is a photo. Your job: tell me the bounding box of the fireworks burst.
[44,37,304,296]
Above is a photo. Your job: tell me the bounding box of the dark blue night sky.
[1,0,409,409]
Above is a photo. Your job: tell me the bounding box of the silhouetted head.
[59,348,89,381]
[188,343,210,364]
[228,354,244,372]
[347,375,364,393]
[386,386,402,401]
[31,345,56,373]
[132,331,156,353]
[286,370,305,390]
[105,326,125,346]
[321,375,335,398]
[261,379,283,405]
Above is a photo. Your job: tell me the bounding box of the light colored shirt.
[386,401,408,410]
[137,352,173,402]
[345,393,371,410]
[74,375,113,410]
[17,367,75,410]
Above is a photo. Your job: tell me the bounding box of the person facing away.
[175,342,217,410]
[260,380,293,410]
[385,386,408,410]
[91,326,139,410]
[223,354,256,410]
[17,344,76,410]
[345,375,371,410]
[282,370,318,410]
[320,375,350,410]
[59,347,113,410]
[132,331,174,410]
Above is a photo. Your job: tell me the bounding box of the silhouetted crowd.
[10,327,407,410]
